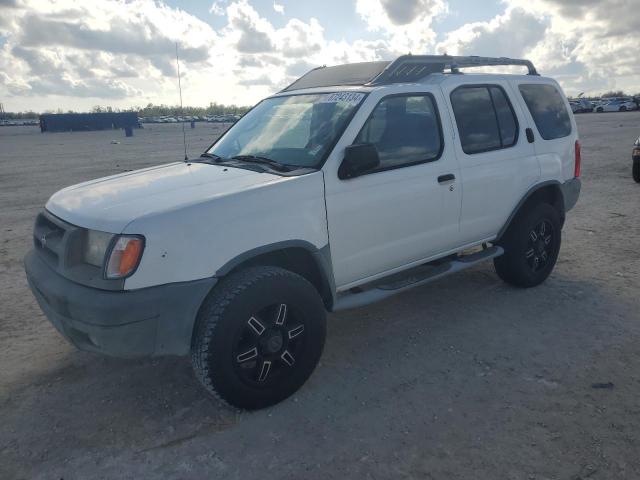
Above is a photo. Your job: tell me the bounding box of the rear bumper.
[560,177,581,212]
[24,250,216,357]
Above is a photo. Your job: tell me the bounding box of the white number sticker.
[321,92,365,106]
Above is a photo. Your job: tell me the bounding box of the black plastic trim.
[215,240,336,309]
[496,180,564,240]
[24,249,217,357]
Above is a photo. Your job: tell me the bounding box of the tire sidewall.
[499,203,562,287]
[198,268,326,409]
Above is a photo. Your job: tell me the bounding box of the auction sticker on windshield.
[321,92,365,106]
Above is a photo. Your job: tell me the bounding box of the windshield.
[206,92,366,169]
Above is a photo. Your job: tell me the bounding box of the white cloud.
[436,8,548,59]
[209,0,227,16]
[1,0,639,112]
[273,1,284,15]
[437,0,640,96]
[356,0,447,54]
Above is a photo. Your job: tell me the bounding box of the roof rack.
[368,55,539,85]
[280,54,539,93]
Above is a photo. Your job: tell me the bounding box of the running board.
[333,246,504,311]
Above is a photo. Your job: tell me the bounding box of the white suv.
[25,55,581,409]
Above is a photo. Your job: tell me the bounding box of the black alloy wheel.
[191,266,326,409]
[524,220,555,273]
[233,302,307,387]
[494,203,562,288]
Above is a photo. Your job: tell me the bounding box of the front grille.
[31,210,124,291]
[33,212,68,268]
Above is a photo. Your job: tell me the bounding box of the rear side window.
[354,94,443,170]
[518,84,572,140]
[450,85,519,154]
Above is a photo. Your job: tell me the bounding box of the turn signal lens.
[574,140,581,178]
[105,236,144,279]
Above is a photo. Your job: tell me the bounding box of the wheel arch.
[215,241,336,310]
[496,181,565,242]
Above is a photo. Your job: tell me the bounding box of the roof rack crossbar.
[368,55,539,85]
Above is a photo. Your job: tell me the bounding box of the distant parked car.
[633,136,640,183]
[569,99,593,113]
[595,98,638,112]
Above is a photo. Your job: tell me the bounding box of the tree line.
[1,102,252,120]
[3,92,640,120]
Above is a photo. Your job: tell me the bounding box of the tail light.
[574,140,581,178]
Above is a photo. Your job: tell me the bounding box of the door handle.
[438,173,455,183]
[526,127,535,143]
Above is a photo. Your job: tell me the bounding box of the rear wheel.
[191,266,326,409]
[620,106,627,112]
[494,203,562,288]
[633,159,640,183]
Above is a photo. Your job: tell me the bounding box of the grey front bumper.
[560,177,581,212]
[25,250,216,357]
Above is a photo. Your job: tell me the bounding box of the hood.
[46,162,285,233]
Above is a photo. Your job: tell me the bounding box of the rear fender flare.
[496,180,565,242]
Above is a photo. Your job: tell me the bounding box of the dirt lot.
[1,114,639,480]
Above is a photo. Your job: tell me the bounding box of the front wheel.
[191,266,326,409]
[620,106,627,112]
[494,203,562,288]
[633,159,640,183]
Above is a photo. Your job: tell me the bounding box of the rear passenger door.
[441,81,539,244]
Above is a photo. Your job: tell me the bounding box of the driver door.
[324,90,462,289]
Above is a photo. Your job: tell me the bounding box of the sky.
[1,0,639,112]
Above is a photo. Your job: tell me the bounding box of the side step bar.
[333,246,504,312]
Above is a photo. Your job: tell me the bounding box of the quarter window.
[354,94,443,171]
[450,85,519,154]
[518,84,572,140]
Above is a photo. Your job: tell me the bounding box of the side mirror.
[338,143,380,179]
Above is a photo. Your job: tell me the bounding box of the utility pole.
[0,102,5,121]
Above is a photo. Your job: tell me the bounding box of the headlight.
[83,230,113,267]
[105,235,145,279]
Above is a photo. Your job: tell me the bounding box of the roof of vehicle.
[281,55,539,93]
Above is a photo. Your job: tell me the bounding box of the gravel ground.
[1,114,639,480]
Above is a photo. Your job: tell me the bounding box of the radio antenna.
[175,42,188,161]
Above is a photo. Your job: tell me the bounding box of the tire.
[620,106,627,112]
[191,266,326,409]
[494,203,562,288]
[597,107,603,112]
[633,159,640,183]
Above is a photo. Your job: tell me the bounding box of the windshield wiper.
[197,152,223,161]
[188,152,226,165]
[231,155,292,172]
